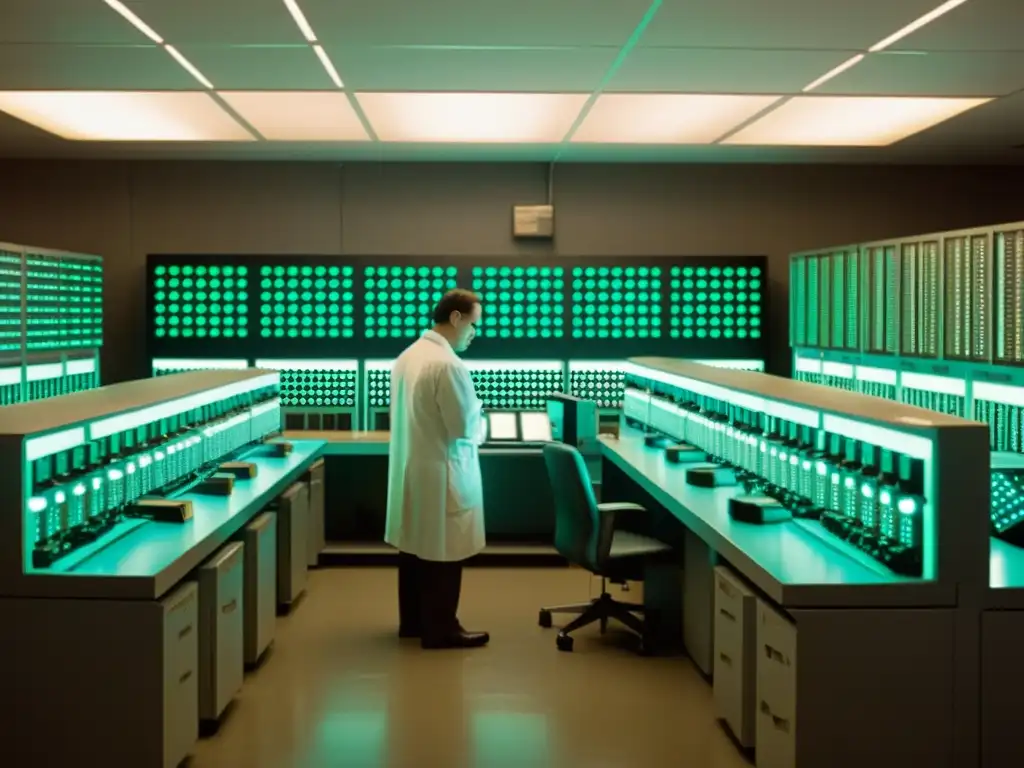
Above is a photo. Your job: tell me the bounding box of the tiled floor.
[191,566,752,768]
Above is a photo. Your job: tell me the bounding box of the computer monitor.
[519,411,553,442]
[487,412,519,441]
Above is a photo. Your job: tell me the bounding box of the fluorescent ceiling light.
[723,96,989,146]
[356,92,589,143]
[283,0,318,42]
[314,45,344,88]
[103,0,163,44]
[803,54,865,92]
[165,45,214,89]
[0,91,254,141]
[219,92,368,140]
[869,0,969,52]
[571,94,781,144]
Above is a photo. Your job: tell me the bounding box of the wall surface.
[0,159,1021,384]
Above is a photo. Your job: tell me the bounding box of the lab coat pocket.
[446,442,482,515]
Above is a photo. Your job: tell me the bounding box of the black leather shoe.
[421,630,490,649]
[398,626,421,639]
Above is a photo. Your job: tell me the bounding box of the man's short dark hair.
[432,289,481,324]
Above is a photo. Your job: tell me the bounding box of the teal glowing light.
[364,265,457,339]
[668,264,762,340]
[571,266,661,339]
[154,263,249,339]
[471,265,565,339]
[259,264,354,339]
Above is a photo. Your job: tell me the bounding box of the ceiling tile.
[572,94,782,144]
[724,96,991,146]
[610,48,852,93]
[355,92,589,142]
[0,91,254,141]
[0,0,144,44]
[174,45,336,90]
[890,0,1024,52]
[641,0,941,48]
[304,0,654,46]
[326,45,616,92]
[899,92,1024,146]
[120,0,305,45]
[0,44,197,90]
[219,92,369,141]
[818,51,1024,97]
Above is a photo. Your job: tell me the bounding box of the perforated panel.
[260,264,355,339]
[278,367,357,409]
[0,250,21,353]
[996,230,1024,363]
[569,362,624,409]
[364,265,456,339]
[471,265,564,339]
[152,263,249,340]
[469,364,564,410]
[668,264,762,341]
[572,266,661,340]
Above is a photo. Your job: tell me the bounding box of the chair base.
[539,591,647,652]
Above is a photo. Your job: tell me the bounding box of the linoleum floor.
[191,566,752,768]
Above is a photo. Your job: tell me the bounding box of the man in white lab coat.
[385,289,490,649]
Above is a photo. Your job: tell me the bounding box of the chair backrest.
[542,442,611,572]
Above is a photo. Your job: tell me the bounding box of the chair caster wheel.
[556,633,574,652]
[538,609,552,628]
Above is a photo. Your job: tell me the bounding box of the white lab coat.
[385,330,487,562]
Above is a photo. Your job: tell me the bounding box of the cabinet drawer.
[756,600,798,721]
[714,566,756,748]
[161,582,199,768]
[199,542,245,722]
[756,698,796,768]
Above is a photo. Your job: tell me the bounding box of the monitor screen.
[487,412,518,441]
[519,412,552,442]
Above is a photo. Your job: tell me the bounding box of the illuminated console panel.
[0,370,281,580]
[1,242,104,403]
[623,358,989,580]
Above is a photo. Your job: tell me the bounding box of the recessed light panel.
[219,92,368,140]
[355,92,588,143]
[724,96,990,146]
[0,91,253,141]
[572,93,782,144]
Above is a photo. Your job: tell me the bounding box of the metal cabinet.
[713,566,756,748]
[756,600,798,768]
[274,481,309,610]
[306,458,325,567]
[198,541,245,723]
[240,512,277,666]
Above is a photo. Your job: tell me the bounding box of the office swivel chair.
[539,442,673,653]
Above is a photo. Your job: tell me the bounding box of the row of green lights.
[262,265,354,277]
[366,266,457,277]
[155,316,243,327]
[572,267,661,277]
[485,329,562,338]
[262,316,354,327]
[670,328,760,339]
[365,278,453,290]
[474,280,565,292]
[259,303,352,316]
[262,279,352,291]
[155,328,247,338]
[672,278,761,290]
[677,305,761,316]
[263,328,354,338]
[155,265,248,277]
[575,317,659,327]
[262,292,354,303]
[669,266,761,277]
[671,316,761,327]
[574,329,661,339]
[572,279,659,290]
[154,304,247,316]
[366,329,423,338]
[155,278,247,290]
[473,289,564,302]
[671,291,760,303]
[472,266,564,277]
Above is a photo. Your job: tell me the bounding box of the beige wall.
[0,159,1020,384]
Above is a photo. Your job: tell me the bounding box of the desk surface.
[600,431,953,608]
[284,430,389,455]
[10,439,325,601]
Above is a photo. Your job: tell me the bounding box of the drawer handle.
[764,643,790,666]
[221,598,238,615]
[717,580,736,598]
[759,701,791,734]
[179,670,193,684]
[178,624,193,640]
[719,651,733,666]
[719,607,736,622]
